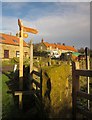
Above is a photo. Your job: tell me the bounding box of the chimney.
[73,46,74,48]
[41,38,44,43]
[57,42,61,45]
[10,32,12,36]
[16,33,18,37]
[63,43,65,46]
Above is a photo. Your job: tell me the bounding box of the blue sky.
[1,0,91,2]
[1,2,90,49]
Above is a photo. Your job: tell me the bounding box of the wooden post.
[75,61,79,69]
[85,47,90,109]
[40,69,42,99]
[30,40,33,74]
[15,92,23,109]
[87,56,90,110]
[19,20,23,90]
[72,62,80,120]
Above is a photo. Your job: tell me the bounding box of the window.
[13,39,18,43]
[0,36,5,40]
[24,52,28,57]
[16,51,20,57]
[4,50,9,58]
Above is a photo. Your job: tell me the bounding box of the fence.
[72,62,92,119]
[7,68,42,110]
[31,69,42,98]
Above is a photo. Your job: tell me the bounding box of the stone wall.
[0,43,30,59]
[42,64,72,118]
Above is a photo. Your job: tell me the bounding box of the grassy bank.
[0,74,2,119]
[2,73,19,119]
[2,73,47,119]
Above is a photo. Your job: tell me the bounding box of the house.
[34,39,78,56]
[0,33,30,60]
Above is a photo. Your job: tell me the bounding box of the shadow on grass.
[2,68,48,120]
[2,66,73,119]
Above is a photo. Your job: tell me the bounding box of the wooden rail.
[10,69,42,109]
[77,91,92,101]
[72,62,92,119]
[31,69,42,99]
[32,70,41,77]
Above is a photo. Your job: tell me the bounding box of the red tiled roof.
[0,33,28,47]
[43,42,51,47]
[43,41,77,52]
[65,46,78,52]
[57,44,67,50]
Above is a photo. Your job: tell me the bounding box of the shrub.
[23,58,30,66]
[11,57,19,64]
[33,51,48,57]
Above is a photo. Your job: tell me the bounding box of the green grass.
[2,74,14,119]
[2,73,24,119]
[0,74,2,119]
[2,73,47,119]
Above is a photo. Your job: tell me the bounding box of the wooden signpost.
[18,19,24,90]
[18,19,38,90]
[16,19,38,109]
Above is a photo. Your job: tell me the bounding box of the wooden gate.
[14,69,42,109]
[72,62,92,119]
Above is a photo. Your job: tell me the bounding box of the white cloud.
[1,16,18,34]
[27,3,90,49]
[1,2,90,49]
[30,12,90,49]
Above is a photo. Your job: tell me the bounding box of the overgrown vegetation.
[2,74,18,119]
[2,61,73,119]
[2,55,92,119]
[2,57,30,67]
[42,63,72,118]
[2,72,47,119]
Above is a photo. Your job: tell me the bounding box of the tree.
[78,47,85,53]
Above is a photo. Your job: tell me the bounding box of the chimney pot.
[42,38,44,43]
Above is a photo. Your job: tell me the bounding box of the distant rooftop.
[41,39,78,52]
